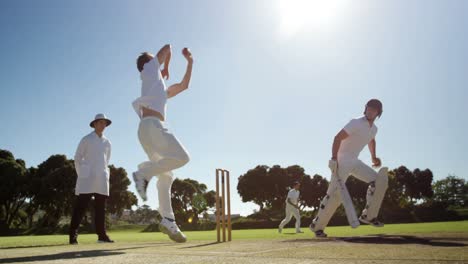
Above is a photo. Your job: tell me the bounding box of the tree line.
[237,164,467,228]
[1,148,467,234]
[0,149,216,235]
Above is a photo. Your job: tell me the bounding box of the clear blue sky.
[1,0,467,216]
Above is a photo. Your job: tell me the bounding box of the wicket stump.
[215,168,231,242]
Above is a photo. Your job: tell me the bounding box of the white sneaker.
[159,218,187,243]
[132,172,148,201]
[314,230,328,238]
[359,215,384,227]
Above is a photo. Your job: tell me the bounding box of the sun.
[278,0,349,35]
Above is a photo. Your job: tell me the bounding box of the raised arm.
[167,48,193,99]
[157,44,172,80]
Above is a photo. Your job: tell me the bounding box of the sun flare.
[278,0,349,35]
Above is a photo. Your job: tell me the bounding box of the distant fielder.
[310,99,389,238]
[278,181,303,234]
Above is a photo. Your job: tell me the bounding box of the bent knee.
[175,152,190,168]
[157,172,174,186]
[377,167,389,189]
[181,152,190,165]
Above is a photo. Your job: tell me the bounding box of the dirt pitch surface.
[1,233,467,264]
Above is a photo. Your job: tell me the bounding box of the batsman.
[310,99,389,238]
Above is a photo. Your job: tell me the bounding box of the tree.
[33,155,76,228]
[300,174,328,211]
[1,149,140,232]
[432,175,467,207]
[346,176,368,210]
[0,149,28,230]
[171,178,215,225]
[237,165,270,211]
[107,165,138,217]
[237,164,321,216]
[129,205,159,224]
[382,169,407,209]
[268,165,291,210]
[25,166,40,228]
[411,168,434,201]
[392,166,433,205]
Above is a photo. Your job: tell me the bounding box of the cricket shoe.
[310,220,327,238]
[314,230,328,238]
[359,215,384,227]
[159,218,187,243]
[97,235,115,243]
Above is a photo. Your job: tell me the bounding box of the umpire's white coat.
[74,132,111,196]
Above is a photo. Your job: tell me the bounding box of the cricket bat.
[334,171,360,228]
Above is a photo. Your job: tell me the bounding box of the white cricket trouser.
[137,116,190,219]
[279,204,301,231]
[312,159,388,231]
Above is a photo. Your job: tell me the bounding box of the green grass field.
[1,221,467,264]
[1,221,467,248]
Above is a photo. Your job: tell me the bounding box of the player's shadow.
[342,235,467,247]
[0,244,69,250]
[284,235,467,247]
[0,246,150,263]
[0,241,170,250]
[180,241,220,249]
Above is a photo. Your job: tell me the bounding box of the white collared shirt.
[132,57,168,119]
[338,116,378,161]
[286,189,300,205]
[74,131,112,196]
